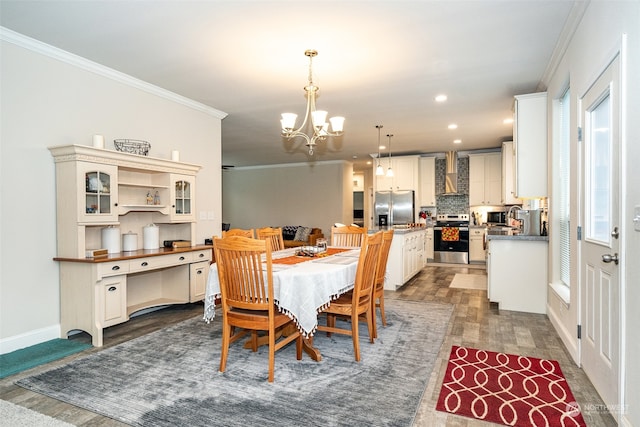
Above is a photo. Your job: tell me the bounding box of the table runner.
[272,247,352,265]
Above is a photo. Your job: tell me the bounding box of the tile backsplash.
[434,156,469,215]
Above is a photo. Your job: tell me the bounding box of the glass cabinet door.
[79,163,118,223]
[171,175,195,221]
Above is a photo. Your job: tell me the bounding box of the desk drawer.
[192,249,212,263]
[98,261,130,278]
[128,253,193,273]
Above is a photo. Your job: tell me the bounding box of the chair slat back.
[256,227,285,252]
[213,236,273,311]
[376,229,394,287]
[331,225,366,247]
[352,231,383,307]
[222,228,255,238]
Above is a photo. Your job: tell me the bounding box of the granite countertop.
[486,234,549,241]
[368,226,428,235]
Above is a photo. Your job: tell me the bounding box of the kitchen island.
[369,226,427,290]
[486,234,548,314]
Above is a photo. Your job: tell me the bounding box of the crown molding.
[0,26,228,120]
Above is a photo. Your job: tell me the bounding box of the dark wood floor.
[1,264,617,426]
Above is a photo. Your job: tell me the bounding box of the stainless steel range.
[434,214,470,264]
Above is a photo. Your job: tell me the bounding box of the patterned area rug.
[17,300,453,427]
[449,273,487,290]
[436,346,586,426]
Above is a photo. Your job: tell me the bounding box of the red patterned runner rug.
[436,346,586,426]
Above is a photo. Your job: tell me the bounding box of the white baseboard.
[0,324,61,355]
[547,303,579,365]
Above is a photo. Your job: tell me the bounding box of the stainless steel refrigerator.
[374,190,415,226]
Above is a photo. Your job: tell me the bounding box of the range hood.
[443,151,459,195]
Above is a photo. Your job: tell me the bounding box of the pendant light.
[375,125,384,176]
[386,134,394,177]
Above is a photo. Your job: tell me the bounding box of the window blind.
[559,89,571,286]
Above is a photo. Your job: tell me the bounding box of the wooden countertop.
[54,245,213,263]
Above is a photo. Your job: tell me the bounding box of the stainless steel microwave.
[486,211,507,224]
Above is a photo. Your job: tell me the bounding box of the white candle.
[92,134,105,149]
[171,150,180,161]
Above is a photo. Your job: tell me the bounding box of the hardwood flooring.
[0,264,617,426]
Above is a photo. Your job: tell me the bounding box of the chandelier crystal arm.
[280,50,344,156]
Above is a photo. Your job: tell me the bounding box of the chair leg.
[296,335,303,360]
[219,322,231,373]
[371,298,378,339]
[352,313,361,362]
[378,293,387,326]
[365,308,375,344]
[268,329,276,383]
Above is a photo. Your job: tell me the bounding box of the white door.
[579,55,621,419]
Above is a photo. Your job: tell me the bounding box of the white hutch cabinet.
[49,145,212,346]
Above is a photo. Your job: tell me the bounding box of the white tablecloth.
[204,247,360,337]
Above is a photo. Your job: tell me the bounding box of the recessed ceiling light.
[453,139,462,144]
[366,160,372,165]
[503,118,514,124]
[435,94,447,102]
[379,145,386,150]
[448,123,458,130]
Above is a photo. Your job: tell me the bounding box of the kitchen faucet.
[507,205,522,230]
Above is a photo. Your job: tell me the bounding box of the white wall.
[0,30,225,352]
[221,161,354,237]
[543,2,640,425]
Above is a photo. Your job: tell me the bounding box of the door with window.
[579,55,620,419]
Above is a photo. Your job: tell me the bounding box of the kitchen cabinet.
[469,153,501,206]
[469,227,487,264]
[375,155,419,192]
[501,141,521,205]
[425,227,434,262]
[514,92,547,198]
[169,174,196,222]
[418,156,436,207]
[384,229,426,290]
[487,236,548,314]
[189,260,209,302]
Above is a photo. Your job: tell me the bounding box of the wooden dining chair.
[256,227,285,251]
[222,228,255,238]
[331,225,366,247]
[371,229,394,339]
[213,236,302,382]
[317,231,383,361]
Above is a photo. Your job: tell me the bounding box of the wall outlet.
[207,211,215,220]
[199,211,207,220]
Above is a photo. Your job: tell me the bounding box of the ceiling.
[0,1,580,171]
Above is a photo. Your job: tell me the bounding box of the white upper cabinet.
[514,92,548,198]
[501,141,521,205]
[418,156,436,207]
[374,155,419,192]
[469,153,501,206]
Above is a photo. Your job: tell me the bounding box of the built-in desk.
[54,245,212,346]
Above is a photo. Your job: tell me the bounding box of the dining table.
[204,246,361,361]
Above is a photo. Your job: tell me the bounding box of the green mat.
[0,339,91,379]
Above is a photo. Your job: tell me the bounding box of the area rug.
[0,338,91,379]
[449,273,487,290]
[436,346,586,427]
[17,300,453,427]
[0,399,75,427]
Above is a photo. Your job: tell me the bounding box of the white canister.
[101,226,121,254]
[122,231,138,252]
[143,224,160,250]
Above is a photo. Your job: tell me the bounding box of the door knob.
[602,253,619,265]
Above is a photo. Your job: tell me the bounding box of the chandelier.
[280,50,344,155]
